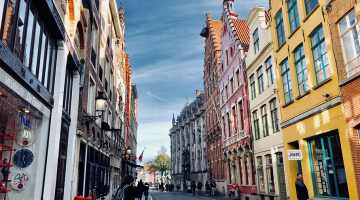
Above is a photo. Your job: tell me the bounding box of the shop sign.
[0,68,48,117]
[288,150,303,160]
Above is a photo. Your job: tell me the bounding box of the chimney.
[196,90,200,96]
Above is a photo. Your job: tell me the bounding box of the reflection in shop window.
[308,131,349,198]
[257,157,265,193]
[266,154,275,193]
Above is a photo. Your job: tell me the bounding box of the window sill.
[339,70,360,86]
[288,26,300,39]
[282,100,294,108]
[295,90,311,100]
[275,42,286,53]
[302,4,320,23]
[312,77,332,90]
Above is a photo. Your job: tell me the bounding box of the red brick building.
[327,0,360,198]
[200,14,224,190]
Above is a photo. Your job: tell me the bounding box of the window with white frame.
[339,10,360,77]
[266,57,274,87]
[253,29,260,54]
[257,157,265,193]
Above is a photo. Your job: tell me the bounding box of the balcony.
[346,54,360,77]
[91,47,96,67]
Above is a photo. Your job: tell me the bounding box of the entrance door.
[276,153,287,200]
[55,121,70,200]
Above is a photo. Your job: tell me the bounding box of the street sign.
[288,150,303,160]
[130,156,137,160]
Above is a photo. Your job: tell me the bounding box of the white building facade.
[244,7,288,200]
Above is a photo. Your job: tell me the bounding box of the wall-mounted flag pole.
[139,147,146,162]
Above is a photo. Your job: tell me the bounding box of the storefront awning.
[123,160,144,168]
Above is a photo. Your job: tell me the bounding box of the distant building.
[170,91,207,192]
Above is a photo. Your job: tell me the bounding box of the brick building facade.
[326,0,360,198]
[200,13,224,188]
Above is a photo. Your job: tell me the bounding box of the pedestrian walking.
[191,182,196,196]
[197,181,203,196]
[211,180,217,196]
[176,183,180,192]
[295,173,309,200]
[205,181,210,195]
[112,174,142,200]
[160,181,164,192]
[137,179,144,200]
[144,182,150,200]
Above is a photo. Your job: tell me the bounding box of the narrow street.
[148,191,227,200]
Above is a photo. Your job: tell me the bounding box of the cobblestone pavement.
[147,191,229,200]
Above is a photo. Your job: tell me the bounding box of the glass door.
[308,131,349,198]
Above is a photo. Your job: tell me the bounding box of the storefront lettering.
[21,116,34,130]
[4,76,24,97]
[4,76,42,110]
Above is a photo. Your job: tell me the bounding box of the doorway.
[276,153,287,200]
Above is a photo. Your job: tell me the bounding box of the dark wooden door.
[277,164,287,200]
[55,121,70,200]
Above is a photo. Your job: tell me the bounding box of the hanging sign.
[288,150,303,160]
[10,170,31,190]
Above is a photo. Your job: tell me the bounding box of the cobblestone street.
[148,191,228,200]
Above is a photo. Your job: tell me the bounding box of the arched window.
[230,47,233,57]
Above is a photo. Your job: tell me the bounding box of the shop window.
[257,67,264,94]
[308,131,349,198]
[261,105,269,137]
[270,98,280,133]
[266,57,274,87]
[253,29,260,54]
[339,10,360,77]
[266,155,275,193]
[253,110,260,140]
[304,0,319,15]
[1,0,57,93]
[281,59,293,103]
[294,45,309,95]
[287,0,300,34]
[311,26,330,83]
[257,157,265,193]
[63,67,73,114]
[55,121,70,200]
[275,11,286,48]
[77,142,86,196]
[0,83,51,199]
[250,74,256,100]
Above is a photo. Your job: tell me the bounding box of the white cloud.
[144,91,173,103]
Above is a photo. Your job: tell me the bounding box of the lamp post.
[95,92,107,149]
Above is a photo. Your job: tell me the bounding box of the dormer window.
[227,2,234,12]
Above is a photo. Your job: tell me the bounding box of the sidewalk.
[172,191,229,200]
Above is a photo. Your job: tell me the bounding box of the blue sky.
[118,0,269,163]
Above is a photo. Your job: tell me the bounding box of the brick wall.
[327,0,360,198]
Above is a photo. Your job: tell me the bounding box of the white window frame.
[339,10,360,76]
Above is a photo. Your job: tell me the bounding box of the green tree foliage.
[146,146,171,177]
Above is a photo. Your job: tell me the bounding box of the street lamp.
[126,146,132,155]
[95,92,107,111]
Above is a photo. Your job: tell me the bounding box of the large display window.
[308,131,349,198]
[0,81,50,200]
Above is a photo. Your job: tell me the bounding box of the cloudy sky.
[118,0,268,163]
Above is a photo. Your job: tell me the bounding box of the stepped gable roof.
[212,20,223,48]
[264,10,270,25]
[232,19,250,52]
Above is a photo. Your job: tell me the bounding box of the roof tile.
[232,19,250,52]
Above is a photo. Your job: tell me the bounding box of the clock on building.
[16,129,37,147]
[13,149,34,168]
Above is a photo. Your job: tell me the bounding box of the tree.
[146,146,171,179]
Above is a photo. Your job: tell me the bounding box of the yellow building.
[269,0,358,199]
